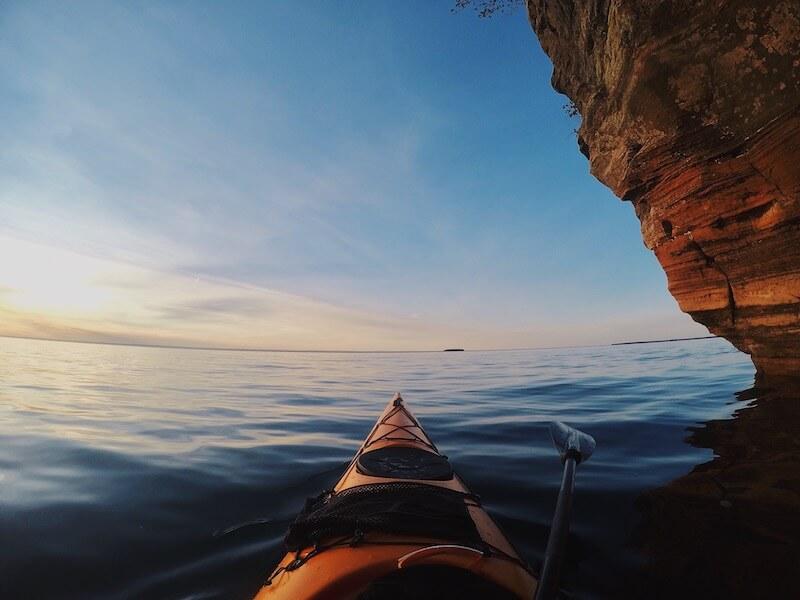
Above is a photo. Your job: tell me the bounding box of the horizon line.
[0,333,719,354]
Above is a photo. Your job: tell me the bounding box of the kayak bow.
[254,393,537,599]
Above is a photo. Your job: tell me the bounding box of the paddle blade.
[549,422,596,464]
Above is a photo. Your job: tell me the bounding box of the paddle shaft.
[535,455,577,600]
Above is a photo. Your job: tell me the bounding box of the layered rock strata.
[526,0,800,377]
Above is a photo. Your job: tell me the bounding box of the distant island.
[612,336,717,346]
[443,348,465,352]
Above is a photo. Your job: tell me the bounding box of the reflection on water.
[634,381,800,598]
[1,336,792,598]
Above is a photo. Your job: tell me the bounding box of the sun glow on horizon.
[0,234,474,351]
[0,237,115,315]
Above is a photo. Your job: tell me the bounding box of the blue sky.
[0,1,706,350]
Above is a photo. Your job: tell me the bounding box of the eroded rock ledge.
[526,0,800,377]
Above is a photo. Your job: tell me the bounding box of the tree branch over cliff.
[453,0,524,18]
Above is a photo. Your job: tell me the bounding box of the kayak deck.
[254,394,537,599]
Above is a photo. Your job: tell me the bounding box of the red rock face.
[526,0,800,378]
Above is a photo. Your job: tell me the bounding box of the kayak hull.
[254,394,537,599]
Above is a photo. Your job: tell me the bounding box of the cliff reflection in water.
[634,380,800,598]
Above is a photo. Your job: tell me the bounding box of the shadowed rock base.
[526,0,800,377]
[633,382,800,598]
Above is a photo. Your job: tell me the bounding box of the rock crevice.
[526,0,800,377]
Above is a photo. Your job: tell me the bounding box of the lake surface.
[1,336,797,599]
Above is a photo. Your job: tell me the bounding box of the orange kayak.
[254,393,537,599]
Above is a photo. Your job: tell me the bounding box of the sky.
[0,1,707,351]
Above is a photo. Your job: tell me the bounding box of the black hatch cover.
[356,446,454,481]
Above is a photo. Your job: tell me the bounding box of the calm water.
[1,336,796,599]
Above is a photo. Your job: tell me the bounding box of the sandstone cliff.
[526,0,800,378]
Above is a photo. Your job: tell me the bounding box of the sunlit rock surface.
[526,0,800,378]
